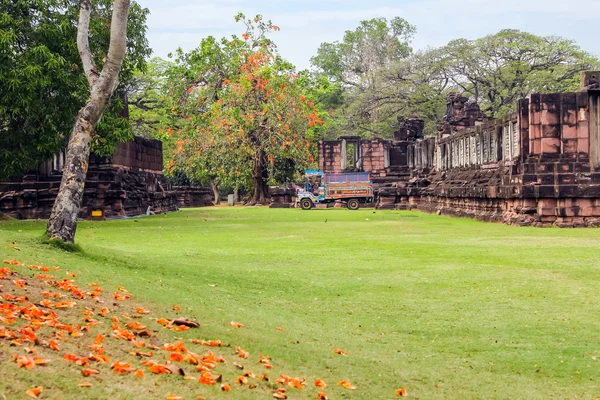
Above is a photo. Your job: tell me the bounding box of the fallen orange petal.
[81,368,100,377]
[395,387,407,396]
[25,386,43,398]
[337,379,356,390]
[166,395,183,400]
[135,369,145,378]
[221,384,232,391]
[78,382,92,387]
[314,379,327,389]
[333,348,347,356]
[135,307,150,315]
[229,321,243,328]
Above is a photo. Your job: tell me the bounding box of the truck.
[296,170,374,210]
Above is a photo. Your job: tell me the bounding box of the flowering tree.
[163,14,323,204]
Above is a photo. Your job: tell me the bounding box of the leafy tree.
[164,14,323,205]
[127,57,173,138]
[438,29,600,118]
[0,0,150,179]
[311,25,600,139]
[310,17,416,138]
[311,17,415,87]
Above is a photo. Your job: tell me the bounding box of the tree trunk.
[234,184,240,203]
[209,177,220,205]
[46,0,131,243]
[247,151,269,206]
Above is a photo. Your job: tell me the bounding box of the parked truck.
[296,170,374,210]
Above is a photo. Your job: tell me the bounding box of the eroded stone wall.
[318,74,600,227]
[0,137,213,220]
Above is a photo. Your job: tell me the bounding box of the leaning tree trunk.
[209,177,220,205]
[46,0,131,243]
[247,151,269,206]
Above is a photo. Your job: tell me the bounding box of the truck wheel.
[300,199,313,210]
[347,199,360,210]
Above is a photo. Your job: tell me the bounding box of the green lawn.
[1,207,600,399]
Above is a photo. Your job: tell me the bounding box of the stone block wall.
[318,76,600,227]
[110,136,164,173]
[0,137,212,220]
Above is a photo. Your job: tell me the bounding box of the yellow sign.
[91,210,103,217]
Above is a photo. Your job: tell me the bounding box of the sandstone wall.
[0,137,212,220]
[318,81,600,227]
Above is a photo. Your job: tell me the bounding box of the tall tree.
[311,17,415,87]
[310,17,416,138]
[164,14,322,205]
[46,0,131,242]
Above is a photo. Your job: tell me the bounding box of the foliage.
[309,17,416,139]
[164,14,323,203]
[438,29,600,118]
[0,0,150,179]
[311,17,415,87]
[127,57,174,138]
[311,23,600,139]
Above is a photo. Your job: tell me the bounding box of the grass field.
[1,207,600,399]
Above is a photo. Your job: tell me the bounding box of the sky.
[135,0,600,70]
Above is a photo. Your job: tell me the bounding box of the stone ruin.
[0,136,213,220]
[315,71,600,227]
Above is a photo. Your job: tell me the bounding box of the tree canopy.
[0,0,150,179]
[162,14,325,204]
[311,22,600,139]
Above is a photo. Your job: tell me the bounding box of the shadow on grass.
[40,233,84,253]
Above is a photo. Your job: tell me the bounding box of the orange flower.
[48,340,60,351]
[78,382,92,387]
[333,349,347,356]
[126,321,147,330]
[317,392,329,400]
[221,384,232,391]
[166,395,183,400]
[172,305,181,311]
[13,279,26,288]
[198,371,220,385]
[229,321,243,328]
[337,379,356,390]
[314,379,327,389]
[169,352,184,362]
[395,388,407,397]
[135,307,150,315]
[276,327,285,332]
[81,368,100,377]
[135,369,144,378]
[149,364,171,374]
[111,361,134,374]
[25,386,43,398]
[98,307,110,317]
[236,347,249,359]
[273,388,287,399]
[236,376,248,385]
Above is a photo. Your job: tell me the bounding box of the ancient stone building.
[0,137,213,219]
[318,71,600,227]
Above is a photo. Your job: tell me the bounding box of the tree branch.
[99,0,131,94]
[77,0,98,87]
